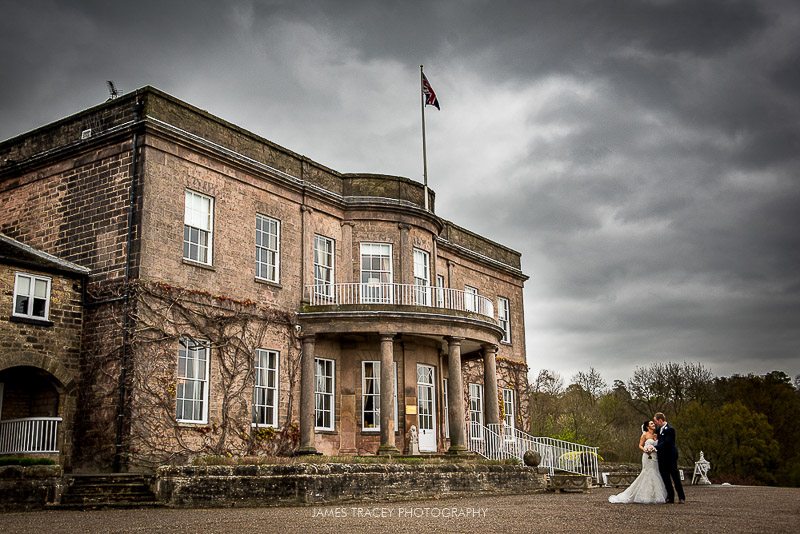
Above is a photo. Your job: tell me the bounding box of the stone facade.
[0,235,88,468]
[0,87,530,471]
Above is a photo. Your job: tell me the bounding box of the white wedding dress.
[608,438,668,504]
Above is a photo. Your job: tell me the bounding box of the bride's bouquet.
[643,444,656,459]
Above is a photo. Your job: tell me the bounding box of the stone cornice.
[436,237,529,282]
[0,119,138,179]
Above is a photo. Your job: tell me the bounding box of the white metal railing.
[468,423,600,484]
[305,282,495,319]
[466,421,519,462]
[0,417,62,454]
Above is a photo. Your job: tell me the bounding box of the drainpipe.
[113,94,144,472]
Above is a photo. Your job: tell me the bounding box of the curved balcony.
[304,282,494,318]
[300,282,501,343]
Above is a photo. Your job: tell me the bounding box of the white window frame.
[12,273,52,320]
[362,361,381,432]
[465,285,479,313]
[413,248,431,306]
[435,274,446,308]
[313,234,335,298]
[469,383,484,441]
[361,361,399,432]
[315,357,335,431]
[503,388,516,432]
[183,189,214,265]
[256,214,281,283]
[252,349,279,428]
[360,243,393,304]
[498,297,511,343]
[176,338,210,424]
[442,378,450,439]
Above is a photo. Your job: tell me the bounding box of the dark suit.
[655,422,685,502]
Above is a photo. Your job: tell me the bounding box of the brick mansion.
[0,87,530,471]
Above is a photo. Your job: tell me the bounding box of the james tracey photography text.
[311,507,489,519]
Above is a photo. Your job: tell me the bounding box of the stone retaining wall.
[0,465,63,511]
[157,463,546,508]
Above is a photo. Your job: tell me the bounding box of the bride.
[608,420,668,504]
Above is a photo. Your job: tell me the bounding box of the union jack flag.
[422,73,440,110]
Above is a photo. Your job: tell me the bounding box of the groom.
[654,412,686,504]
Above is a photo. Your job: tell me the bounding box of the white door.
[416,364,437,452]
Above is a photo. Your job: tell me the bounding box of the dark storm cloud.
[298,0,768,69]
[1,0,798,383]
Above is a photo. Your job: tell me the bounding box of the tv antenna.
[107,81,120,100]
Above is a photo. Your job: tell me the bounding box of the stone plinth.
[0,465,63,511]
[602,472,639,487]
[548,474,592,493]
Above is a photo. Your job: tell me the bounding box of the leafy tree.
[528,364,800,486]
[678,401,780,485]
[527,369,564,437]
[714,371,800,486]
[596,383,643,462]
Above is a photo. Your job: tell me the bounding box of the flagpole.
[420,64,429,212]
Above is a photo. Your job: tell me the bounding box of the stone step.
[59,473,159,508]
[61,489,157,501]
[69,474,152,485]
[60,493,158,505]
[66,482,155,493]
[47,501,164,511]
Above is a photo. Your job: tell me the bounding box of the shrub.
[0,456,57,466]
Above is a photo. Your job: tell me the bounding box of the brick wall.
[462,358,530,434]
[0,141,135,283]
[0,263,84,467]
[0,129,139,470]
[0,264,83,373]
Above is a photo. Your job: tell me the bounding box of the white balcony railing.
[0,417,62,454]
[305,282,495,319]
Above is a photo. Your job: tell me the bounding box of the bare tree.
[627,361,714,418]
[572,367,608,402]
[115,281,298,468]
[530,369,564,396]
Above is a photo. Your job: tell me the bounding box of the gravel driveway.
[1,485,798,533]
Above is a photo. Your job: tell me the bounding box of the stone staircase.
[53,473,161,509]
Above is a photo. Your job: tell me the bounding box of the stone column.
[483,344,501,426]
[398,223,411,285]
[378,332,399,454]
[446,336,468,454]
[297,335,318,454]
[340,221,355,284]
[300,205,313,303]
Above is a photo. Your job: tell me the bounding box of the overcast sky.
[2,0,798,386]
